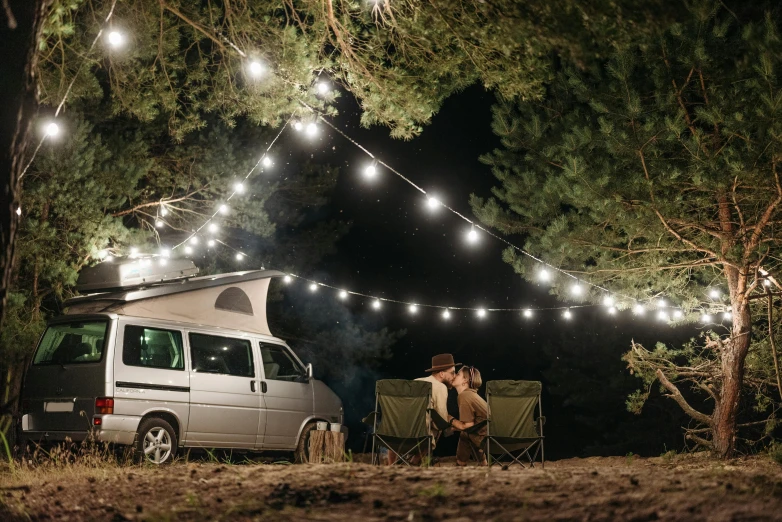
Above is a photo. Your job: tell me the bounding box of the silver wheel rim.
[143,427,172,464]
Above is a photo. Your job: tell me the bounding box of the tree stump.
[308,430,345,463]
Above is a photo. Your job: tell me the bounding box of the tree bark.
[0,0,47,330]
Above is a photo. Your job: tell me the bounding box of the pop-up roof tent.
[65,259,283,337]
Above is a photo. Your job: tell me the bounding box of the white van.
[19,260,343,464]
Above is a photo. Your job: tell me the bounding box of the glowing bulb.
[633,304,645,315]
[409,304,418,314]
[657,310,668,321]
[603,296,614,307]
[538,270,550,282]
[235,253,244,261]
[160,248,170,258]
[15,207,21,216]
[477,309,487,318]
[155,219,164,228]
[372,299,381,310]
[656,299,667,308]
[764,279,772,287]
[45,122,59,137]
[608,306,617,315]
[107,30,124,47]
[571,284,583,296]
[305,122,318,136]
[442,309,451,320]
[283,275,292,283]
[189,236,199,245]
[523,309,533,318]
[234,182,245,193]
[673,310,683,319]
[184,246,193,254]
[563,310,572,320]
[427,197,440,210]
[701,314,712,323]
[364,164,377,177]
[293,121,303,132]
[207,239,216,247]
[208,222,218,233]
[160,206,168,217]
[105,255,113,262]
[339,290,348,299]
[97,250,108,259]
[309,283,318,292]
[248,61,265,77]
[262,156,273,168]
[467,227,478,243]
[709,289,720,299]
[130,247,139,257]
[316,81,330,95]
[160,258,168,266]
[219,204,229,215]
[723,312,732,321]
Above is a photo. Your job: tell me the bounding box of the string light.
[219,204,229,215]
[476,308,487,318]
[523,309,533,318]
[160,248,170,258]
[466,225,478,243]
[701,313,712,323]
[538,270,550,283]
[208,222,218,233]
[190,236,199,245]
[764,279,772,287]
[316,81,330,95]
[207,239,216,247]
[15,207,21,216]
[234,182,245,193]
[364,163,377,178]
[633,304,645,316]
[129,247,139,257]
[293,121,304,132]
[427,196,441,210]
[657,310,668,321]
[409,304,418,314]
[339,290,348,299]
[305,122,319,137]
[442,309,451,320]
[372,299,382,310]
[184,246,193,254]
[262,156,273,168]
[309,283,318,292]
[97,250,108,259]
[607,306,617,315]
[248,61,265,78]
[709,289,720,299]
[107,30,124,47]
[235,253,244,261]
[723,311,732,321]
[673,310,684,319]
[283,275,292,283]
[603,296,614,307]
[105,255,113,262]
[160,206,168,217]
[656,299,667,308]
[155,219,164,228]
[45,122,60,137]
[571,284,583,296]
[563,310,572,320]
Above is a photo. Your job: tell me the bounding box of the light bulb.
[207,239,216,247]
[339,290,348,299]
[673,310,683,319]
[219,204,229,215]
[283,275,292,284]
[467,227,478,243]
[633,304,645,315]
[98,250,108,259]
[305,122,318,137]
[427,197,440,210]
[262,156,273,168]
[523,309,533,318]
[603,296,614,307]
[155,219,164,228]
[316,81,330,95]
[45,122,60,137]
[160,206,168,217]
[656,299,667,308]
[234,182,245,194]
[309,283,318,292]
[442,309,451,320]
[105,255,113,262]
[476,309,486,318]
[160,248,170,258]
[701,314,712,323]
[15,207,21,216]
[364,164,377,177]
[208,222,218,233]
[184,246,193,254]
[571,284,583,296]
[657,310,668,321]
[235,253,244,261]
[409,304,418,314]
[107,30,124,47]
[709,289,720,299]
[130,247,139,257]
[538,270,550,282]
[764,279,772,287]
[372,299,381,310]
[563,310,572,320]
[608,306,617,315]
[189,236,199,245]
[723,312,732,321]
[248,61,265,77]
[293,121,303,132]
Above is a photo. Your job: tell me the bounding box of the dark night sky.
[264,85,698,458]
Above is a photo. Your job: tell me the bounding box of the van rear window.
[33,321,109,365]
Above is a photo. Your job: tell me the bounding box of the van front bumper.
[20,414,140,446]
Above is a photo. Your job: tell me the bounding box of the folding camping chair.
[367,379,435,466]
[485,380,545,468]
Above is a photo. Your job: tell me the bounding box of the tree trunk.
[712,297,752,458]
[0,0,47,331]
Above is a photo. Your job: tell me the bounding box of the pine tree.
[472,3,782,457]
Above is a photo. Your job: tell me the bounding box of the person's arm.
[434,384,451,423]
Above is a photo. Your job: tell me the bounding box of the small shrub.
[768,443,782,465]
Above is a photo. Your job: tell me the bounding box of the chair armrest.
[361,411,378,425]
[428,409,452,431]
[463,419,487,434]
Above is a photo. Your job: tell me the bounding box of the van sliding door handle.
[250,381,256,392]
[261,381,267,393]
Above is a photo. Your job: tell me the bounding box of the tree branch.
[656,369,714,426]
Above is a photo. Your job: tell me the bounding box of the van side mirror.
[305,363,313,379]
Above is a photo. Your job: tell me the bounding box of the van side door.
[258,342,313,449]
[186,332,261,448]
[114,321,190,440]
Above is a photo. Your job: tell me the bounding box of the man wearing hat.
[415,353,459,434]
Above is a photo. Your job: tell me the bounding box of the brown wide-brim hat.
[426,353,460,373]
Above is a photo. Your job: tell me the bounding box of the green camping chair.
[485,380,545,468]
[367,379,434,466]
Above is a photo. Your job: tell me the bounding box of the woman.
[452,365,488,466]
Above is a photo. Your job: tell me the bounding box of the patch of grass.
[625,452,635,465]
[661,449,678,463]
[419,483,448,498]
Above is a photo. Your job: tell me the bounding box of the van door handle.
[261,381,267,393]
[250,381,256,392]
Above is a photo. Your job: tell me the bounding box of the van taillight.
[95,397,114,414]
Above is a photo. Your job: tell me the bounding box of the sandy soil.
[2,453,782,521]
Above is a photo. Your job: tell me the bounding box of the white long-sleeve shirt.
[415,375,451,423]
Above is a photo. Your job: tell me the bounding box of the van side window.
[123,325,184,370]
[260,343,304,381]
[189,333,254,377]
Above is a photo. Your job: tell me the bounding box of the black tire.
[135,417,177,465]
[294,422,318,464]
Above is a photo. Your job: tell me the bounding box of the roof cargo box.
[76,258,199,292]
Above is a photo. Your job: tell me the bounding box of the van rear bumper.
[20,414,140,446]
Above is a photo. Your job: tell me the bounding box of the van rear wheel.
[136,418,177,465]
[294,422,317,464]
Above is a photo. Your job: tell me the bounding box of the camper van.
[18,259,343,464]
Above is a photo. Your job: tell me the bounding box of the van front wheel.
[136,417,177,465]
[294,422,317,464]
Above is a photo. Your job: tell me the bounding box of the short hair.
[461,366,482,390]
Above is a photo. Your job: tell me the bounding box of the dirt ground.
[2,452,782,521]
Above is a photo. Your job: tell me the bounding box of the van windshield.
[33,320,109,365]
